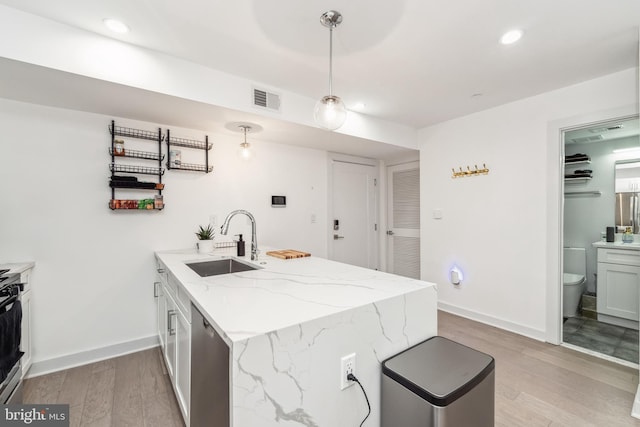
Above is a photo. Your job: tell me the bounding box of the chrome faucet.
[220,210,259,260]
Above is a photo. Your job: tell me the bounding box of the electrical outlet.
[340,353,356,390]
[209,215,217,227]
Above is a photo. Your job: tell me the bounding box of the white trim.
[597,313,640,330]
[438,302,546,342]
[633,383,640,419]
[546,105,639,345]
[26,335,159,378]
[561,342,639,369]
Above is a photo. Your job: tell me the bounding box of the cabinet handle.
[157,268,166,274]
[168,310,177,336]
[202,317,217,338]
[153,282,160,298]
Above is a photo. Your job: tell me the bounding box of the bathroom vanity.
[154,248,437,427]
[592,241,640,329]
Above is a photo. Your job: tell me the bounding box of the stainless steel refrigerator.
[616,192,640,233]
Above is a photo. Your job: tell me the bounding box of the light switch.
[433,209,443,219]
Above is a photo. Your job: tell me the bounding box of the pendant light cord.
[328,25,334,97]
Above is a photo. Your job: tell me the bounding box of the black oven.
[0,269,24,404]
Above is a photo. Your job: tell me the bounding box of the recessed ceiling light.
[103,18,130,34]
[353,102,366,110]
[500,29,523,45]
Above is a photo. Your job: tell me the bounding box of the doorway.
[561,115,640,365]
[328,155,378,269]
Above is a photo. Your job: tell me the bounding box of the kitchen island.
[155,249,437,427]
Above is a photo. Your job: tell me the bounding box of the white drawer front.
[169,273,191,321]
[598,248,640,266]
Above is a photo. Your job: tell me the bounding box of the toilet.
[563,247,586,317]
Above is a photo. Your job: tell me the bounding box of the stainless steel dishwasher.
[191,303,229,427]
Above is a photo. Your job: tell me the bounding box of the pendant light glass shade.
[238,142,251,159]
[237,125,252,160]
[314,95,347,130]
[315,11,346,130]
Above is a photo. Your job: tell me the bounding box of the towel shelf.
[565,160,591,166]
[564,177,592,183]
[565,191,602,197]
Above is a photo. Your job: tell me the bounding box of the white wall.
[0,98,329,373]
[418,68,638,340]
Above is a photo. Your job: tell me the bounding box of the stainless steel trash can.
[382,336,495,427]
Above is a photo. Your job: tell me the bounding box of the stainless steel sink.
[185,258,259,277]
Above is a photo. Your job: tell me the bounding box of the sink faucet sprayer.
[220,210,258,260]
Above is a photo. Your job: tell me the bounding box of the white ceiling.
[0,0,638,143]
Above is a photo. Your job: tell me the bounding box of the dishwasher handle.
[202,317,217,338]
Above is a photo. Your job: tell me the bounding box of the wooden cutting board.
[266,250,311,259]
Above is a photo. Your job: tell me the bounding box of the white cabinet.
[596,248,640,328]
[164,290,177,379]
[154,259,191,426]
[20,268,33,377]
[175,308,191,420]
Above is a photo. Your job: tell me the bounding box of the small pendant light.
[314,10,347,131]
[238,125,252,160]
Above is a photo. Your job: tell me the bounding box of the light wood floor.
[23,312,640,426]
[23,347,184,427]
[439,310,640,427]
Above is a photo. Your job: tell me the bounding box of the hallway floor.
[563,316,639,364]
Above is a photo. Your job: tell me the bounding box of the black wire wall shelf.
[170,163,213,173]
[109,124,165,142]
[168,136,212,150]
[166,129,212,173]
[109,120,164,211]
[110,163,165,176]
[109,147,164,161]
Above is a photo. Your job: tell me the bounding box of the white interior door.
[329,159,377,269]
[387,162,420,279]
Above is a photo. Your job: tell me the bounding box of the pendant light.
[238,125,252,160]
[314,10,347,131]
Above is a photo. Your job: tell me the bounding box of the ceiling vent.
[253,88,281,112]
[589,125,623,133]
[570,135,604,144]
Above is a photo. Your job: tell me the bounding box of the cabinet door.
[155,281,166,351]
[20,289,32,377]
[175,310,191,424]
[597,262,640,321]
[164,289,177,380]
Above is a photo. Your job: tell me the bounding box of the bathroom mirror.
[615,160,640,233]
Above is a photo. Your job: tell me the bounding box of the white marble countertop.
[0,262,35,274]
[592,241,640,251]
[155,249,436,345]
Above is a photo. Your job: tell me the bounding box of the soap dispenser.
[236,234,245,257]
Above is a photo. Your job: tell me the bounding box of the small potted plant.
[195,224,215,253]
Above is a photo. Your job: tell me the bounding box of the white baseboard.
[597,313,639,331]
[438,301,546,342]
[26,335,159,378]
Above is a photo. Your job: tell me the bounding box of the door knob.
[333,234,345,240]
[387,230,394,236]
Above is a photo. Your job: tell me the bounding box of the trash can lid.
[382,336,495,406]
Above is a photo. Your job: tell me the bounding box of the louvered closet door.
[387,162,420,279]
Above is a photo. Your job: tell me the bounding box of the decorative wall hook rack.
[451,164,490,178]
